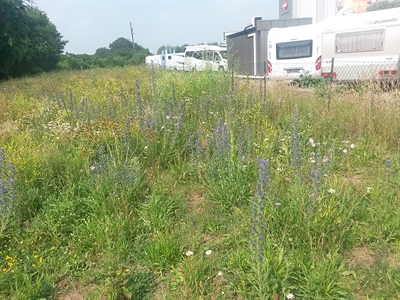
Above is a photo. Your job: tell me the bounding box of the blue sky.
[33,0,279,55]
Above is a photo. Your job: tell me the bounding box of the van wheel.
[218,66,225,72]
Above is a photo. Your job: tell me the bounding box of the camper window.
[276,40,313,60]
[185,51,194,57]
[335,29,384,53]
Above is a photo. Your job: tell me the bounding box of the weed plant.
[0,66,399,299]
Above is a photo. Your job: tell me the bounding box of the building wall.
[227,32,255,75]
[280,0,337,23]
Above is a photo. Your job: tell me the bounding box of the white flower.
[185,251,194,257]
[205,250,212,256]
[342,149,348,153]
[217,271,223,276]
[350,143,355,149]
[90,165,96,171]
[328,188,335,194]
[287,293,295,299]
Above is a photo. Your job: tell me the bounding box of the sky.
[33,0,279,55]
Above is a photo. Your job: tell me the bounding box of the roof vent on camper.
[251,17,262,27]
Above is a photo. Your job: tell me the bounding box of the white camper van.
[145,52,185,70]
[267,23,323,80]
[145,55,162,67]
[164,52,185,70]
[184,45,228,71]
[321,7,400,81]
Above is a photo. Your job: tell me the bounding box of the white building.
[279,0,373,23]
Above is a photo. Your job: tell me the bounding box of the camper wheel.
[218,66,225,72]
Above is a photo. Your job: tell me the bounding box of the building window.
[276,40,313,60]
[335,30,384,53]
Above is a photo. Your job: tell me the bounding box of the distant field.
[0,66,399,299]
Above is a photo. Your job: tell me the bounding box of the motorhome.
[165,52,185,70]
[184,45,228,71]
[320,7,400,81]
[145,55,162,67]
[267,23,323,80]
[145,52,185,70]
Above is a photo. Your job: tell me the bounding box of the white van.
[267,23,323,80]
[145,55,162,67]
[164,52,185,70]
[184,45,228,71]
[321,7,400,81]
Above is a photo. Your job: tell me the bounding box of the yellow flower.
[125,269,130,273]
[116,271,121,276]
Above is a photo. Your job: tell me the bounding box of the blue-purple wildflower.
[250,157,270,264]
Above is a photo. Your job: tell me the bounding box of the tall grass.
[0,66,399,299]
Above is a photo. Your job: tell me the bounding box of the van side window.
[185,51,194,57]
[193,51,202,59]
[335,29,384,53]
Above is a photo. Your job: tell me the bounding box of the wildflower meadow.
[0,66,399,299]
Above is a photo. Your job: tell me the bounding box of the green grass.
[0,66,399,299]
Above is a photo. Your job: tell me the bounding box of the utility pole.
[130,22,135,55]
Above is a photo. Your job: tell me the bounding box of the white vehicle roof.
[268,22,323,41]
[184,45,227,52]
[323,7,400,32]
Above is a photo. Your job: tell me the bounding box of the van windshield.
[276,40,312,60]
[220,50,227,59]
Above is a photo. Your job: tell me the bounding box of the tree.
[0,0,29,78]
[94,47,110,58]
[0,0,66,80]
[367,0,399,11]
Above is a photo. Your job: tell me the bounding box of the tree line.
[0,0,66,80]
[59,38,152,71]
[0,0,152,80]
